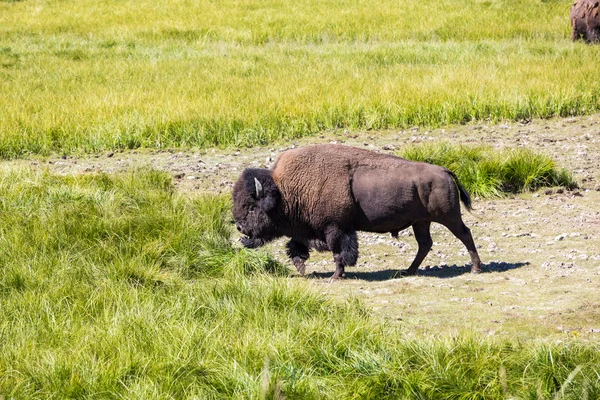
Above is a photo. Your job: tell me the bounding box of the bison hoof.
[470,266,482,274]
[328,273,346,283]
[295,265,306,276]
[292,258,306,275]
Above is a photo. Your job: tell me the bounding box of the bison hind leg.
[588,28,600,43]
[442,220,482,273]
[403,221,433,276]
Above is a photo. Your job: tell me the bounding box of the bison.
[232,144,482,280]
[571,0,600,43]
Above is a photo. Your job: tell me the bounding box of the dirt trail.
[7,114,600,341]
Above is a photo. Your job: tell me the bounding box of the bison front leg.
[325,227,358,281]
[286,240,310,275]
[403,221,433,276]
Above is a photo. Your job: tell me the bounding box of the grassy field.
[0,168,598,399]
[2,1,600,397]
[2,0,600,157]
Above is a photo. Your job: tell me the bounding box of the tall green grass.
[0,167,283,280]
[2,0,600,157]
[0,168,598,398]
[401,143,576,197]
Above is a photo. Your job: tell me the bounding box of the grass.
[400,142,577,197]
[0,167,598,398]
[2,0,600,157]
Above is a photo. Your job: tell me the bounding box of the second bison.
[571,0,600,43]
[232,144,482,279]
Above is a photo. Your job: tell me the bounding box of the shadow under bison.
[306,261,530,281]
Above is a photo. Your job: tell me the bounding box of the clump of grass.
[401,143,576,197]
[0,167,598,398]
[501,149,576,193]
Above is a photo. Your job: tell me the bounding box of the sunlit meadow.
[0,168,597,398]
[2,0,599,157]
[1,1,599,397]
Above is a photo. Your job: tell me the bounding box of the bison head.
[232,168,281,248]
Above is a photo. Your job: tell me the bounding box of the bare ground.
[8,114,600,342]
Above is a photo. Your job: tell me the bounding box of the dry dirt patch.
[9,114,600,342]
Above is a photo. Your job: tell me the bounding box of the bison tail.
[446,170,472,212]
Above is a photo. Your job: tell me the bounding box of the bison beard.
[232,144,483,280]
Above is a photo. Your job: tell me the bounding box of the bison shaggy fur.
[571,0,600,42]
[232,144,482,279]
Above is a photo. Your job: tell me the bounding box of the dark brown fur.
[232,144,482,279]
[571,0,600,43]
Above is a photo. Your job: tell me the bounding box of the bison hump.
[272,146,359,228]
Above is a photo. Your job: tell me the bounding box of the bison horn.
[254,177,264,198]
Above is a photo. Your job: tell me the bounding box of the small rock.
[186,176,196,180]
[554,234,568,241]
[107,152,114,158]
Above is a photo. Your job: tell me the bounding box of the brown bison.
[232,144,482,280]
[571,0,600,42]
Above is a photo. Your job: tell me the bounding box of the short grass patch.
[0,167,598,398]
[401,142,576,197]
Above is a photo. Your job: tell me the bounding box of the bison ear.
[256,178,279,213]
[254,178,264,199]
[242,168,279,212]
[258,193,277,213]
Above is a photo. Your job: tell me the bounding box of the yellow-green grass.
[401,142,576,197]
[2,0,600,157]
[0,167,599,398]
